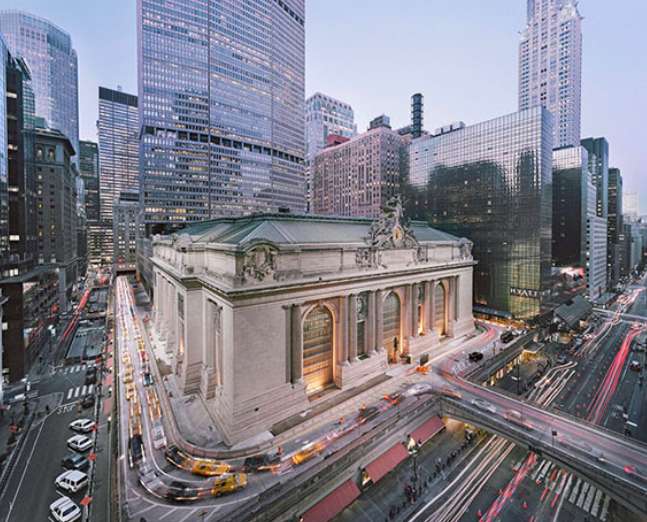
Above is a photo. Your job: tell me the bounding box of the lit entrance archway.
[383,292,401,362]
[434,283,447,336]
[303,306,334,394]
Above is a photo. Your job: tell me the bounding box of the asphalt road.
[0,357,109,521]
[432,280,647,522]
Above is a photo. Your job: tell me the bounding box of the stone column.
[447,278,457,337]
[375,289,384,352]
[403,284,412,340]
[290,304,303,383]
[429,280,436,334]
[410,283,418,338]
[424,281,432,334]
[348,294,358,362]
[367,291,376,354]
[338,296,348,366]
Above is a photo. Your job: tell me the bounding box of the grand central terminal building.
[150,200,476,444]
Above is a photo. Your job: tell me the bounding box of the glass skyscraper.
[407,107,553,319]
[0,11,79,160]
[98,87,139,264]
[519,0,582,149]
[79,140,102,265]
[137,0,305,230]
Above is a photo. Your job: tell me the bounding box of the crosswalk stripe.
[569,478,582,503]
[88,384,94,395]
[600,495,610,521]
[591,489,603,517]
[74,386,80,398]
[583,485,595,513]
[67,388,73,400]
[576,482,590,508]
[539,462,553,483]
[81,385,87,396]
[531,459,546,480]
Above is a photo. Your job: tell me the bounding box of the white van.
[49,496,81,522]
[55,470,89,493]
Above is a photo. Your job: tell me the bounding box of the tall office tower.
[312,118,407,218]
[0,37,8,265]
[518,0,582,148]
[137,0,306,230]
[408,107,553,319]
[113,190,140,272]
[607,168,623,286]
[624,191,639,221]
[551,146,606,299]
[581,137,609,219]
[305,93,356,212]
[411,93,424,139]
[29,127,78,310]
[0,11,79,161]
[79,141,101,265]
[97,87,138,264]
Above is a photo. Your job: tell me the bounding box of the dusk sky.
[3,0,646,208]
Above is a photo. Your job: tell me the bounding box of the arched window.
[303,306,334,394]
[434,283,447,336]
[383,292,401,362]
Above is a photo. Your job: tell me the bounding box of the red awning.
[411,416,445,446]
[301,479,361,522]
[364,443,409,484]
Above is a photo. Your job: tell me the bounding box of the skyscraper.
[98,87,138,264]
[137,0,306,230]
[0,11,79,160]
[79,140,101,265]
[312,118,407,218]
[581,137,609,220]
[407,107,554,319]
[624,191,640,221]
[305,93,356,212]
[607,168,623,286]
[519,0,582,148]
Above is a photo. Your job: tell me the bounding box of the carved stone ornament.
[458,237,473,260]
[355,248,373,268]
[367,195,418,250]
[173,233,193,252]
[240,244,277,282]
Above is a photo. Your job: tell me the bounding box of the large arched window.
[383,292,401,362]
[434,283,447,336]
[303,306,334,394]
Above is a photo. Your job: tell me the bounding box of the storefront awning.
[364,443,409,483]
[301,479,361,522]
[411,416,445,445]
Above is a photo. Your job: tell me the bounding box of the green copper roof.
[177,213,460,246]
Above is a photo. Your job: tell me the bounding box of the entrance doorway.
[383,292,401,362]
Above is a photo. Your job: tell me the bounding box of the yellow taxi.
[129,414,142,437]
[125,383,136,401]
[211,473,247,497]
[291,441,325,466]
[191,459,231,477]
[129,397,142,418]
[123,369,134,384]
[122,353,131,365]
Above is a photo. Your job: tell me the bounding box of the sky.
[3,0,646,209]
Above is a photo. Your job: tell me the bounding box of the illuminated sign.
[509,287,548,299]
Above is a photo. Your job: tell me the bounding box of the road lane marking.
[88,384,94,395]
[591,489,603,517]
[583,485,595,513]
[600,495,610,521]
[81,385,87,396]
[158,508,178,520]
[67,388,73,400]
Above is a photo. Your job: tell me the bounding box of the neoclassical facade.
[151,202,475,445]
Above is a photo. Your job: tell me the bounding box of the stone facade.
[151,200,475,445]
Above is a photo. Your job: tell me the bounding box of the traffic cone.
[522,500,528,509]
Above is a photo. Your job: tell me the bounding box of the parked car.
[49,496,81,522]
[81,394,95,409]
[69,418,95,434]
[67,435,93,453]
[61,452,89,471]
[500,331,515,344]
[55,470,89,493]
[468,351,484,362]
[84,372,97,385]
